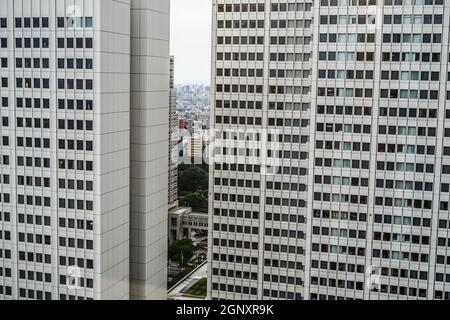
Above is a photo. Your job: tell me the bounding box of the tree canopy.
[180,190,208,213]
[168,239,197,263]
[178,165,208,193]
[178,164,209,213]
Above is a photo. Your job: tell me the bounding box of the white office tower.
[129,0,170,300]
[0,0,170,300]
[306,0,450,301]
[168,56,179,212]
[209,0,450,301]
[208,0,313,300]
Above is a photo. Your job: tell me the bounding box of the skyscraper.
[307,0,450,301]
[208,0,313,300]
[168,56,179,212]
[129,0,170,301]
[0,0,170,300]
[209,0,450,301]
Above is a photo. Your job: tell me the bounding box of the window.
[85,17,93,28]
[57,17,65,28]
[76,38,83,48]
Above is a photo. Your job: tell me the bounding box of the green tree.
[178,163,188,173]
[168,239,196,263]
[178,165,208,193]
[181,190,208,213]
[198,161,209,172]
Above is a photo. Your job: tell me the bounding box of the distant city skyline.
[171,0,212,85]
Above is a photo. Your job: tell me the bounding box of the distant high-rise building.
[168,56,179,212]
[179,118,185,130]
[192,120,204,135]
[0,0,170,300]
[209,0,450,301]
[188,134,204,160]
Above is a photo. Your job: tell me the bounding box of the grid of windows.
[307,0,450,301]
[0,4,96,300]
[209,0,313,300]
[210,0,450,301]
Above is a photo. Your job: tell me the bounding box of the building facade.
[188,134,205,160]
[128,0,170,301]
[0,0,170,300]
[208,0,450,301]
[208,0,312,300]
[168,56,179,212]
[306,0,450,301]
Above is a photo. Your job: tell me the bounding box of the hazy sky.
[170,0,212,85]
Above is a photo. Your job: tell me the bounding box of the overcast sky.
[170,0,212,85]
